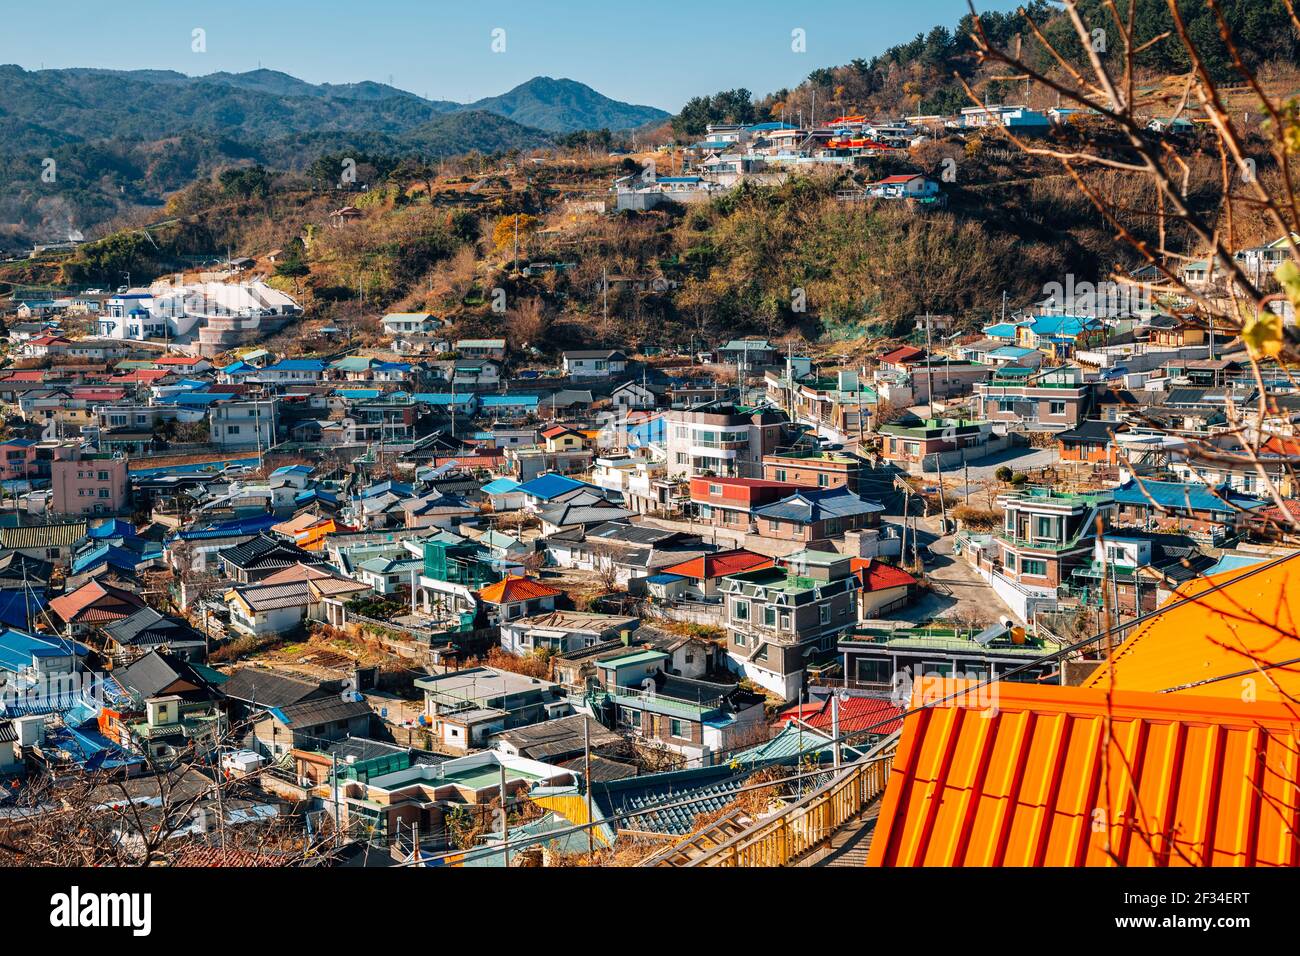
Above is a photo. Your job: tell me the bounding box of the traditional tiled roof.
[0,522,87,550]
[48,579,146,625]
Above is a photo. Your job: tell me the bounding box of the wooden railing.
[688,733,899,867]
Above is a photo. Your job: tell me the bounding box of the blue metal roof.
[264,359,327,372]
[1112,479,1268,514]
[481,478,522,495]
[480,394,538,407]
[173,513,281,541]
[517,473,588,500]
[413,392,476,407]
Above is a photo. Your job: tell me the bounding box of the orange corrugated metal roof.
[1084,552,1300,702]
[868,679,1300,867]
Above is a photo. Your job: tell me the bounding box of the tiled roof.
[48,579,145,624]
[753,487,886,523]
[851,557,917,592]
[478,575,562,604]
[0,522,87,550]
[273,695,372,727]
[660,549,773,581]
[868,680,1300,866]
[776,694,904,736]
[220,668,323,708]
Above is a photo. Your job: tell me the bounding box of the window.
[922,660,954,677]
[1035,516,1054,539]
[779,611,791,631]
[820,605,831,624]
[734,632,747,647]
[669,718,686,739]
[763,606,777,628]
[1049,400,1067,415]
[1021,559,1048,577]
[774,469,787,482]
[732,600,749,622]
[708,483,721,496]
[855,658,893,683]
[818,473,829,486]
[97,471,109,481]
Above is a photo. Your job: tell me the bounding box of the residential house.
[576,647,767,765]
[974,366,1095,431]
[476,576,561,626]
[751,487,885,545]
[252,696,374,759]
[665,401,788,480]
[879,418,996,472]
[415,666,566,752]
[455,339,507,361]
[50,453,129,517]
[721,549,861,700]
[562,350,627,378]
[838,621,1062,688]
[499,610,640,656]
[762,450,870,493]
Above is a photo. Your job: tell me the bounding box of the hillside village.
[1,2,1299,878]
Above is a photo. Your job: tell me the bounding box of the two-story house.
[721,549,861,700]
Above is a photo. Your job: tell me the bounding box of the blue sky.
[0,0,1020,112]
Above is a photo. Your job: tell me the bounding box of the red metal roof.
[879,345,926,365]
[660,549,773,581]
[775,695,905,737]
[851,557,917,591]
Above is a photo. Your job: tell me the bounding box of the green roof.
[598,649,670,670]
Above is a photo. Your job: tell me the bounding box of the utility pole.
[831,694,842,768]
[499,762,510,867]
[924,311,935,412]
[584,717,594,855]
[332,751,341,847]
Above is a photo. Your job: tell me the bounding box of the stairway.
[804,801,882,867]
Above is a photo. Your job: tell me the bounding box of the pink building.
[0,439,39,481]
[51,454,129,517]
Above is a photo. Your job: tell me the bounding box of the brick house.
[762,450,869,493]
[751,487,885,545]
[689,476,812,533]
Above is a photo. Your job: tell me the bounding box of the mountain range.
[0,67,669,249]
[0,66,668,144]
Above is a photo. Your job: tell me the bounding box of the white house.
[562,350,628,378]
